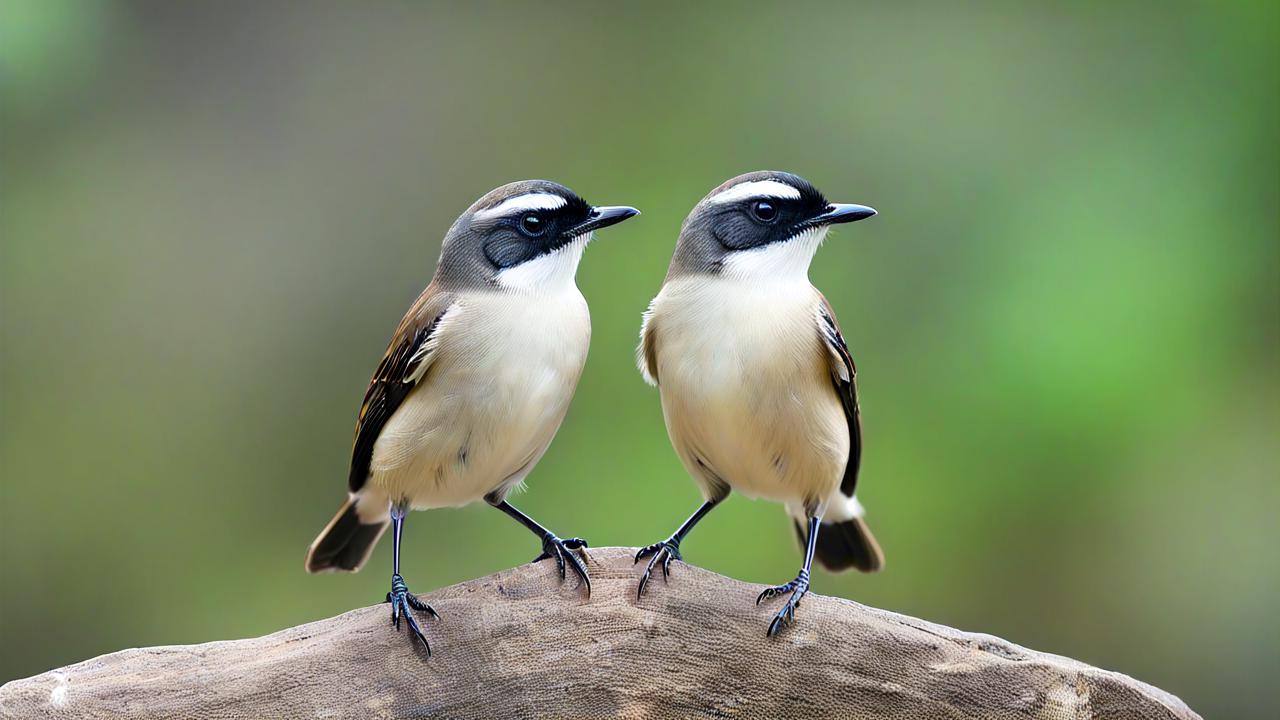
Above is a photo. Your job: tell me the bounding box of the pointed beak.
[567,205,640,237]
[810,203,877,226]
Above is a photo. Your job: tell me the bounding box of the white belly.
[366,289,590,510]
[651,277,848,509]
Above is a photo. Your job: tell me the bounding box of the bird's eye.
[519,213,546,237]
[750,200,778,223]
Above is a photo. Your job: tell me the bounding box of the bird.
[633,170,883,636]
[305,180,639,653]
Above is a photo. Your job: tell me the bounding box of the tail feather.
[305,498,388,573]
[796,517,885,573]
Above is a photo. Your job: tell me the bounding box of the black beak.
[567,205,640,236]
[810,203,877,226]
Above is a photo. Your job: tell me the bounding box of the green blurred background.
[2,1,1276,716]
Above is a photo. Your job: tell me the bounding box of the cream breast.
[368,287,590,509]
[650,275,848,508]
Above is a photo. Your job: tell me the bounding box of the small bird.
[634,171,883,636]
[306,180,638,653]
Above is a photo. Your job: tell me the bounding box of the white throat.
[721,226,827,283]
[493,235,588,293]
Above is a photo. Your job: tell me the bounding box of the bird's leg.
[491,500,590,595]
[635,498,722,598]
[757,515,820,636]
[383,503,438,653]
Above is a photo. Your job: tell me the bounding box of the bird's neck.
[720,226,826,284]
[493,237,587,295]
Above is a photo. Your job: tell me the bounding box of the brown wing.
[637,302,661,386]
[348,287,455,492]
[818,294,862,498]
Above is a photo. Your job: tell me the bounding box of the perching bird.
[305,180,638,653]
[634,171,883,636]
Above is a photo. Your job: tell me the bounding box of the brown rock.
[0,547,1200,719]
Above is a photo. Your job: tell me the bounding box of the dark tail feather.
[305,498,388,573]
[795,517,885,573]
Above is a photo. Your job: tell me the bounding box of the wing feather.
[348,288,456,492]
[817,294,863,498]
[637,301,661,386]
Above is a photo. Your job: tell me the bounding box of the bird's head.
[669,171,875,281]
[436,180,639,292]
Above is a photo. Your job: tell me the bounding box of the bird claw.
[385,573,437,654]
[756,580,799,605]
[757,570,810,637]
[634,539,682,599]
[532,534,591,596]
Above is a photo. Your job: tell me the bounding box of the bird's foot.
[756,568,811,637]
[532,533,591,595]
[385,573,438,654]
[634,538,683,599]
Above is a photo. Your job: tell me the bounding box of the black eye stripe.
[478,190,599,270]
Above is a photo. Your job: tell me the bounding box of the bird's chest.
[445,291,591,420]
[369,291,590,506]
[652,278,843,502]
[656,279,822,396]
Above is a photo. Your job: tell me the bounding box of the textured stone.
[0,547,1199,719]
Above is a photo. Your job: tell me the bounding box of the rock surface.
[0,547,1200,719]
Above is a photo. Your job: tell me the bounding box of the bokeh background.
[2,2,1276,716]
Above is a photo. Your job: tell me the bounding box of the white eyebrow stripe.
[706,179,802,205]
[474,192,568,221]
